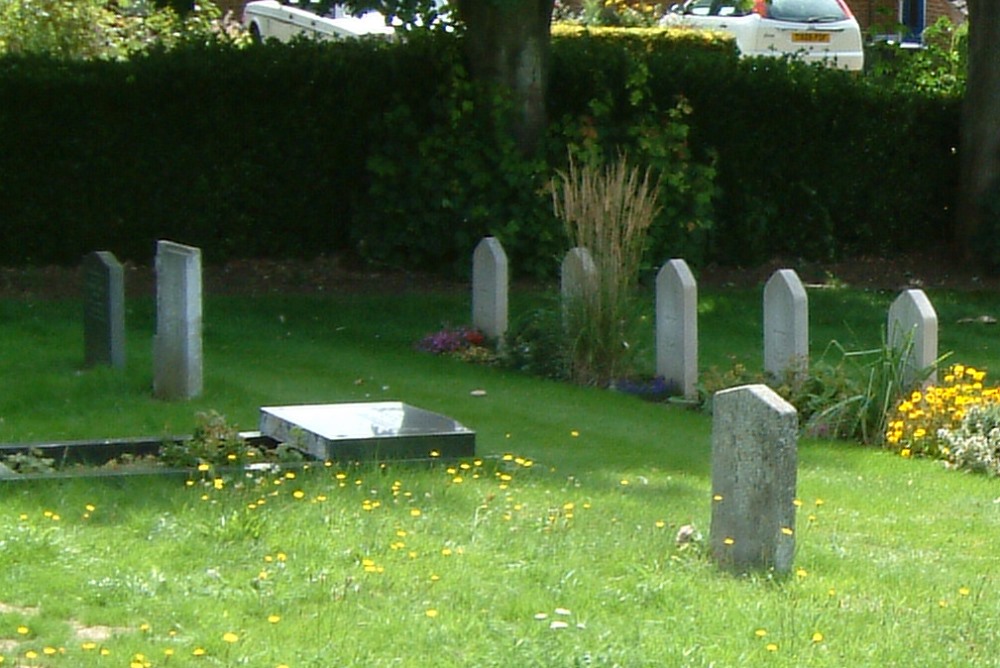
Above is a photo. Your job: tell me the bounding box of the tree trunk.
[957,1,1000,265]
[454,0,554,155]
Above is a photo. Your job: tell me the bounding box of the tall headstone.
[560,247,597,305]
[711,384,798,574]
[656,259,698,399]
[472,237,508,341]
[763,269,808,381]
[153,240,203,400]
[82,251,126,369]
[888,288,938,387]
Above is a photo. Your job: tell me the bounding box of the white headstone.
[763,269,808,381]
[711,384,798,574]
[888,289,938,387]
[153,240,203,400]
[83,251,126,369]
[560,247,597,305]
[472,237,508,341]
[656,259,698,399]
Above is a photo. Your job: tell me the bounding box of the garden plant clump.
[885,364,1000,475]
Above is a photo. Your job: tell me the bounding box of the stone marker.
[560,246,597,306]
[259,402,476,461]
[153,240,203,400]
[82,251,126,369]
[656,259,698,399]
[472,237,508,341]
[888,288,938,387]
[763,269,808,381]
[711,384,798,574]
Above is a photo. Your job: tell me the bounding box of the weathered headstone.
[888,288,938,387]
[710,384,798,574]
[153,240,203,400]
[656,259,698,399]
[763,269,808,381]
[560,247,597,305]
[82,251,125,369]
[472,237,508,341]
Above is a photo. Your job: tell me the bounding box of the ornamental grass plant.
[552,153,660,386]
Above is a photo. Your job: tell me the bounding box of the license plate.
[792,32,830,43]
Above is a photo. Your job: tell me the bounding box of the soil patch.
[1,252,997,301]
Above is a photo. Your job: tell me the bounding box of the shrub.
[885,364,1000,459]
[939,403,1000,476]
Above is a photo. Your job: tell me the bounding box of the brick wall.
[848,0,967,33]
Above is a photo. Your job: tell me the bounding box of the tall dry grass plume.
[552,153,661,385]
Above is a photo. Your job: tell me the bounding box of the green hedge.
[0,29,961,274]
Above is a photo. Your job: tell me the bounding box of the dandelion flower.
[268,615,281,624]
[425,609,439,618]
[222,632,239,643]
[16,626,29,636]
[755,629,767,638]
[765,643,778,652]
[193,647,206,656]
[812,631,824,643]
[723,537,735,546]
[959,586,971,597]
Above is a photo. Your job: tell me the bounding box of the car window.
[766,0,848,22]
[684,0,714,16]
[684,0,751,16]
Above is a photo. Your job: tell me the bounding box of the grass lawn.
[2,283,1000,666]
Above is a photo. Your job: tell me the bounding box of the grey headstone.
[763,269,808,381]
[82,251,125,369]
[560,246,597,305]
[655,259,698,399]
[153,240,203,400]
[711,384,798,574]
[888,289,938,387]
[472,237,508,341]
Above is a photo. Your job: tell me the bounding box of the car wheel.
[249,22,263,44]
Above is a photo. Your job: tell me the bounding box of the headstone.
[260,402,476,461]
[82,251,125,369]
[561,247,597,305]
[710,384,798,574]
[763,269,808,381]
[655,259,698,399]
[472,237,508,341]
[153,240,203,400]
[888,289,938,387]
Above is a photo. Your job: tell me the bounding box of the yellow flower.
[16,626,29,636]
[268,614,281,624]
[812,631,824,643]
[193,647,206,656]
[222,632,239,643]
[425,609,439,618]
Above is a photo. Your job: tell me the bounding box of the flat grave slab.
[259,402,476,461]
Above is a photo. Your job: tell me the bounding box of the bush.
[0,24,963,274]
[885,364,1000,460]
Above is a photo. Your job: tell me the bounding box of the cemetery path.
[0,252,996,300]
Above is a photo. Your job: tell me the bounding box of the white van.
[242,0,395,43]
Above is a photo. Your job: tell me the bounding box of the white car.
[242,0,395,43]
[666,0,864,71]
